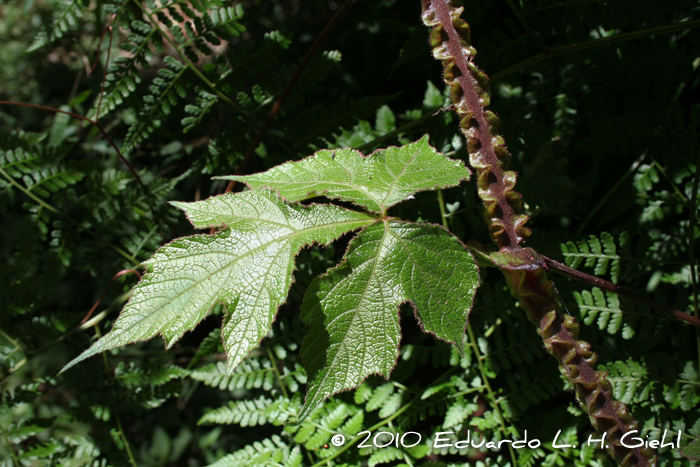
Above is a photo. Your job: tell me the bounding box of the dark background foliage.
[1,0,699,466]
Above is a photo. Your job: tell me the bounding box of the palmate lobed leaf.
[61,189,375,374]
[217,135,471,214]
[298,220,479,420]
[62,137,478,424]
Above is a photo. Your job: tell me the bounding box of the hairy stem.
[421,1,658,465]
[502,268,656,466]
[423,0,529,251]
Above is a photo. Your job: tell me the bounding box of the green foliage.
[561,232,630,284]
[62,188,376,374]
[222,135,470,214]
[300,219,479,420]
[27,0,85,52]
[1,0,699,466]
[63,137,479,429]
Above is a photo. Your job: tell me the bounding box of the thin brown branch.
[86,13,117,122]
[0,101,145,189]
[221,0,358,195]
[544,255,700,329]
[81,269,142,324]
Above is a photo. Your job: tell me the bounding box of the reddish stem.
[429,1,519,249]
[0,101,144,189]
[544,256,700,329]
[80,269,142,324]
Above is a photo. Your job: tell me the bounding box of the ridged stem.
[502,268,656,466]
[420,1,658,465]
[422,0,529,251]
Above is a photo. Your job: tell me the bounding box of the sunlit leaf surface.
[62,189,375,373]
[218,135,470,214]
[298,220,479,420]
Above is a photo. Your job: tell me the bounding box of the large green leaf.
[298,220,479,420]
[61,189,376,374]
[217,135,470,214]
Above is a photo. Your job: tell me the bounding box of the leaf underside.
[61,189,375,374]
[217,134,471,214]
[298,220,479,420]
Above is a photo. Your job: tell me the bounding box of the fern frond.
[354,381,373,404]
[114,362,187,388]
[340,410,364,435]
[123,55,188,153]
[287,95,395,151]
[198,396,284,426]
[0,145,84,198]
[206,435,290,467]
[679,361,699,412]
[189,328,222,368]
[189,359,275,391]
[634,164,660,194]
[573,287,639,338]
[561,231,630,283]
[365,382,394,412]
[501,361,563,417]
[0,146,41,179]
[283,399,353,451]
[443,397,478,429]
[378,391,404,419]
[26,0,85,52]
[118,3,244,151]
[224,30,291,89]
[484,320,543,374]
[368,446,403,467]
[86,20,157,121]
[603,359,651,405]
[182,87,218,133]
[16,441,61,460]
[155,3,244,63]
[397,396,448,430]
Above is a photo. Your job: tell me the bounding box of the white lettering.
[620,430,643,449]
[552,429,572,448]
[587,431,607,448]
[433,432,453,448]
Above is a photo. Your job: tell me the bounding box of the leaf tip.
[168,200,187,209]
[57,345,101,376]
